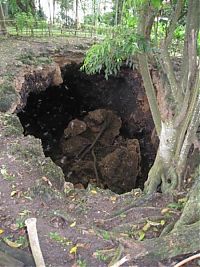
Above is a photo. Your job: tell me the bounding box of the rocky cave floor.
[0,37,198,267]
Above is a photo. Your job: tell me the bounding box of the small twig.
[109,255,130,267]
[25,218,46,267]
[174,253,200,267]
[91,148,100,186]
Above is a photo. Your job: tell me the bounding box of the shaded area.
[17,63,158,193]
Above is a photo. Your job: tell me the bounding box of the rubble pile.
[57,109,141,193]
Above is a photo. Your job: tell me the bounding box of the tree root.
[144,154,163,194]
[173,174,200,229]
[117,220,200,261]
[174,253,200,267]
[92,148,100,186]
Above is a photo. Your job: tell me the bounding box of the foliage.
[6,0,36,18]
[57,0,74,23]
[84,12,115,26]
[82,27,139,79]
[15,12,35,33]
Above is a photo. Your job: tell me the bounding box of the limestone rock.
[64,119,87,138]
[61,136,90,157]
[84,109,122,145]
[100,139,141,193]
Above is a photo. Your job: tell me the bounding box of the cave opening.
[17,63,158,194]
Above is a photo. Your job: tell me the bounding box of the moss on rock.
[0,113,23,137]
[9,136,44,161]
[41,157,65,190]
[32,178,63,202]
[0,83,18,112]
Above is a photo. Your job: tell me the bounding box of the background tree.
[58,0,74,25]
[75,0,79,28]
[6,0,36,18]
[114,0,124,25]
[0,3,7,34]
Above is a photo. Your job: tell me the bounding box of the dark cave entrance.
[17,63,158,194]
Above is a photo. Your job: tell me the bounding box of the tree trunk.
[48,0,52,24]
[137,0,200,194]
[92,0,97,27]
[0,4,7,35]
[75,0,79,29]
[115,0,124,25]
[53,0,56,24]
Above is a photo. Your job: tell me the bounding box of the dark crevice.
[17,63,158,193]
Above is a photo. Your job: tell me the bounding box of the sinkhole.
[17,63,158,194]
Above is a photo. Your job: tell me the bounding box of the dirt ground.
[0,36,199,267]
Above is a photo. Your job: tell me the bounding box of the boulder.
[100,139,141,193]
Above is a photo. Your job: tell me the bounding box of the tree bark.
[75,0,79,29]
[0,3,7,35]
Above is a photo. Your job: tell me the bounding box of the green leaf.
[151,0,162,9]
[138,230,145,241]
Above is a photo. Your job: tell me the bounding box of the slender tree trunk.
[48,0,52,24]
[92,0,96,27]
[0,4,7,35]
[75,0,79,29]
[115,0,119,26]
[115,0,123,25]
[53,0,56,24]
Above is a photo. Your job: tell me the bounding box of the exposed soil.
[0,36,198,267]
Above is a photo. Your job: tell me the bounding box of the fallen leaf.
[70,245,78,254]
[161,208,170,214]
[110,196,117,202]
[147,220,161,226]
[90,189,97,194]
[142,222,151,232]
[10,190,19,197]
[160,220,165,226]
[0,229,4,235]
[3,238,22,248]
[70,221,76,227]
[138,230,145,241]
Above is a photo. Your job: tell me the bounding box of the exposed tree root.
[117,221,200,261]
[174,173,200,228]
[174,253,200,267]
[144,154,163,194]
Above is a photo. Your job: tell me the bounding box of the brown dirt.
[0,36,198,267]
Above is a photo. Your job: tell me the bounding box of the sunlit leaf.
[151,0,162,9]
[160,220,165,226]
